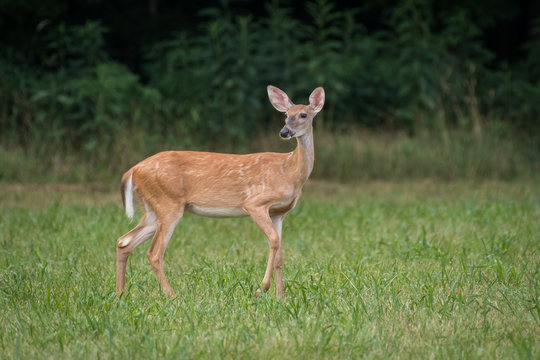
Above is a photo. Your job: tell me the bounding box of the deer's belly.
[185,204,248,218]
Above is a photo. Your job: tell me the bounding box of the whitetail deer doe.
[116,85,325,298]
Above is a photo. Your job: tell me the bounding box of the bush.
[0,1,539,183]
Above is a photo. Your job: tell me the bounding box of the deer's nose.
[280,127,291,138]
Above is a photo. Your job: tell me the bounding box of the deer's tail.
[120,170,134,219]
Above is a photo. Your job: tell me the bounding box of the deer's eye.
[300,113,307,118]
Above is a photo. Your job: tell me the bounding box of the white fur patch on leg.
[118,220,157,249]
[143,201,156,223]
[118,236,132,248]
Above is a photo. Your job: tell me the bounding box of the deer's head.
[267,86,325,140]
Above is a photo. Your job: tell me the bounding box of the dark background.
[0,0,539,182]
[2,0,538,73]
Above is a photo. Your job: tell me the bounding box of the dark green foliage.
[0,0,539,181]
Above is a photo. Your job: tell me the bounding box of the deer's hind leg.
[116,202,157,297]
[146,203,184,298]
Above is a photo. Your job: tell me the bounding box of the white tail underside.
[124,174,134,219]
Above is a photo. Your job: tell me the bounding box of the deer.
[115,85,325,299]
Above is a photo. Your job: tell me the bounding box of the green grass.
[0,181,538,359]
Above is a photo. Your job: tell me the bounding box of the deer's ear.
[267,85,294,112]
[309,87,325,113]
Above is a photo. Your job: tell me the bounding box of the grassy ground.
[0,181,538,359]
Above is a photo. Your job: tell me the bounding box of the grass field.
[0,181,538,359]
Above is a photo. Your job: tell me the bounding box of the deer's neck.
[290,130,314,185]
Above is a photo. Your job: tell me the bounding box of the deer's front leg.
[246,206,280,295]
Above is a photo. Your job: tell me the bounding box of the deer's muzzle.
[280,126,294,139]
